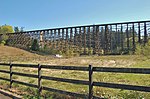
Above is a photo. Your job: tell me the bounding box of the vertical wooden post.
[10,62,12,88]
[62,29,64,51]
[138,23,141,44]
[79,27,82,53]
[66,29,68,51]
[74,28,77,50]
[104,25,108,55]
[117,25,120,48]
[110,25,112,53]
[50,30,53,48]
[83,27,86,55]
[70,28,73,50]
[38,64,42,95]
[115,24,118,49]
[58,29,60,50]
[95,26,99,54]
[54,30,56,49]
[144,22,147,45]
[126,24,129,51]
[93,25,96,54]
[88,27,91,49]
[132,23,135,52]
[121,24,124,51]
[89,65,93,99]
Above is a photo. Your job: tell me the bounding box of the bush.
[63,47,80,57]
[0,40,6,45]
[88,48,93,55]
[31,39,39,51]
[0,34,8,45]
[136,40,150,59]
[39,44,61,55]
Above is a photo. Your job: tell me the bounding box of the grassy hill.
[0,45,150,98]
[0,46,39,57]
[0,46,43,63]
[0,45,149,68]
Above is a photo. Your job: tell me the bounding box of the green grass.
[0,55,150,99]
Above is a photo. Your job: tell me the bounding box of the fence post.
[89,65,93,99]
[38,64,42,95]
[10,62,12,88]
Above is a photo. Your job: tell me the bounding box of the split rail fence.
[0,63,150,99]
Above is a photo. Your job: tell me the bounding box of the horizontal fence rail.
[42,76,89,85]
[93,67,150,74]
[41,65,89,71]
[0,63,150,99]
[93,82,150,92]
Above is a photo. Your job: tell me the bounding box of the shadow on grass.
[0,89,21,99]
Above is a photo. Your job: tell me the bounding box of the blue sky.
[0,0,150,31]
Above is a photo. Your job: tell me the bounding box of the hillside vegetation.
[0,45,135,67]
[0,46,40,58]
[0,45,150,99]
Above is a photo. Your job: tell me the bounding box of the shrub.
[31,39,39,51]
[88,48,93,55]
[0,34,8,45]
[0,40,6,45]
[136,40,150,59]
[39,44,61,55]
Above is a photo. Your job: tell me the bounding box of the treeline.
[0,25,13,45]
[0,25,24,45]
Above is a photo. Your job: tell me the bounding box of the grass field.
[0,46,150,99]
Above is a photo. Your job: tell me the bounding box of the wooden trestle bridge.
[3,20,150,55]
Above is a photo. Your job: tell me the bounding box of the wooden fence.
[0,63,150,99]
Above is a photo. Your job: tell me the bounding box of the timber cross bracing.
[3,20,150,55]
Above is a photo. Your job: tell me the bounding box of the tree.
[0,25,14,34]
[0,25,13,45]
[31,39,39,51]
[14,27,20,33]
[20,27,24,32]
[0,34,9,45]
[14,26,24,32]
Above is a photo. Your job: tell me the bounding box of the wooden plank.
[12,63,38,68]
[93,25,96,54]
[13,80,38,88]
[38,64,42,95]
[41,65,89,71]
[42,86,87,98]
[144,22,147,44]
[93,67,150,74]
[126,24,129,50]
[88,65,93,99]
[13,72,38,78]
[121,24,124,51]
[93,82,150,92]
[42,76,89,85]
[88,27,91,49]
[0,63,10,66]
[0,70,10,74]
[138,23,141,43]
[132,24,135,52]
[83,27,86,54]
[0,77,10,82]
[10,63,12,88]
